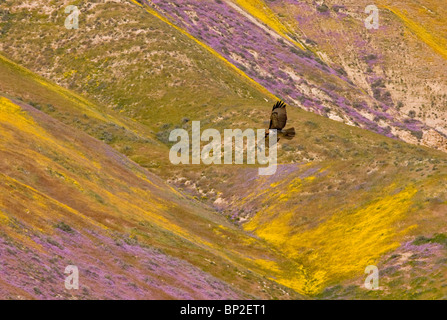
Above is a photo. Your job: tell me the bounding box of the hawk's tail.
[281,127,295,140]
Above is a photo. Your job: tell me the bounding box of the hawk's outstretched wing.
[269,101,287,130]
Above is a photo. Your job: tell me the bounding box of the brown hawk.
[266,101,295,140]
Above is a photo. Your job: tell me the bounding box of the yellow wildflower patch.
[385,6,447,60]
[232,0,305,49]
[245,184,418,295]
[253,259,281,274]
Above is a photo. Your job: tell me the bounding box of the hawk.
[266,101,295,140]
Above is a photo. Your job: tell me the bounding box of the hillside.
[1,0,446,153]
[0,0,446,300]
[0,94,307,299]
[229,0,447,149]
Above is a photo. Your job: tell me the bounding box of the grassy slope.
[257,0,447,148]
[1,0,445,150]
[383,2,447,60]
[0,51,171,169]
[172,108,447,297]
[139,0,447,153]
[0,0,446,299]
[0,95,306,299]
[0,0,303,299]
[0,0,282,171]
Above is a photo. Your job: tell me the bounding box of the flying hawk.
[266,101,295,140]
